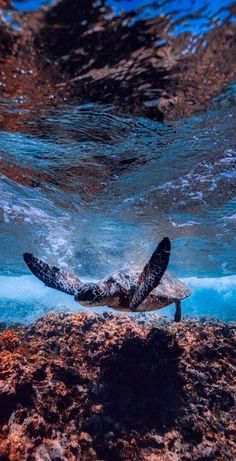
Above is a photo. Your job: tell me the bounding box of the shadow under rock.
[86,328,186,440]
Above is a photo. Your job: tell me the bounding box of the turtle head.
[74,283,106,306]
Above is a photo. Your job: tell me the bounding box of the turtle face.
[74,283,106,306]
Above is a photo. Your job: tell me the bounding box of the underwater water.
[0,0,235,324]
[0,83,235,324]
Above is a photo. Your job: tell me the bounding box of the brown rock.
[0,313,235,460]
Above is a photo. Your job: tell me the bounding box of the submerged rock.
[0,312,235,460]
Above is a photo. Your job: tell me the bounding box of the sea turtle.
[23,237,191,321]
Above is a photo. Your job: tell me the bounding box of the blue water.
[0,85,235,324]
[0,1,235,324]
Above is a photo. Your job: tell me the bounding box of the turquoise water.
[0,82,235,324]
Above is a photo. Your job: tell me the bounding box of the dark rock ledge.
[0,312,235,460]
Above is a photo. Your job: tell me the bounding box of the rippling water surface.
[0,0,236,323]
[13,0,236,35]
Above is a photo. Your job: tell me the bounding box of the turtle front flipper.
[23,253,81,295]
[129,237,171,311]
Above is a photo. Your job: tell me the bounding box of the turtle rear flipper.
[23,253,81,295]
[174,300,182,322]
[129,237,171,311]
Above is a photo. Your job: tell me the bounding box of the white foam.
[178,275,236,321]
[0,275,76,305]
[0,275,81,325]
[222,213,236,221]
[170,219,199,228]
[183,274,236,292]
[0,188,74,265]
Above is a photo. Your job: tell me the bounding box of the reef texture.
[0,0,236,122]
[0,312,235,461]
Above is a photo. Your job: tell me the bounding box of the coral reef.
[0,312,235,460]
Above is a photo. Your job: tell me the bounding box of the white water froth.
[0,188,74,266]
[0,274,235,324]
